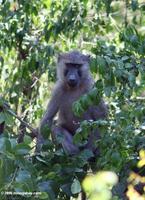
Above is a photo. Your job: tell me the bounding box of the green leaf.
[4,112,14,125]
[90,58,97,73]
[104,86,112,97]
[121,56,129,61]
[79,149,94,161]
[128,73,136,87]
[23,135,32,145]
[97,56,106,75]
[16,170,31,182]
[0,137,12,153]
[0,56,4,67]
[131,0,138,11]
[71,178,81,194]
[125,63,132,69]
[0,112,5,123]
[111,152,121,163]
[36,156,47,164]
[39,192,49,199]
[73,132,83,144]
[61,183,72,196]
[38,181,55,199]
[14,143,31,155]
[6,152,15,160]
[41,124,51,139]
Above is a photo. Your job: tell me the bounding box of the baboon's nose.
[68,79,77,87]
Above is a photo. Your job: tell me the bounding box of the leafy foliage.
[83,171,118,200]
[126,150,145,199]
[0,0,145,199]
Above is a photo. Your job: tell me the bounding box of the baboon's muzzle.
[68,78,78,87]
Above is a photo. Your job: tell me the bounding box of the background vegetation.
[0,0,145,199]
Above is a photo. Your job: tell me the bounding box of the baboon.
[39,51,108,155]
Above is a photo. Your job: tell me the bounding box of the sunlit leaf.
[71,178,81,194]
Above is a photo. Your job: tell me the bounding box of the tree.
[0,0,145,199]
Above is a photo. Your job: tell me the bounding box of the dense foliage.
[0,0,145,199]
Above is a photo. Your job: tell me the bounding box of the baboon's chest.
[59,92,80,118]
[58,91,82,132]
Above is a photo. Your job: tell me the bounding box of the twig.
[3,104,38,138]
[6,167,19,190]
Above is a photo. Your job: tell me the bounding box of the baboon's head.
[57,51,90,88]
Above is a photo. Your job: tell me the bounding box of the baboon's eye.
[64,69,69,76]
[75,64,82,68]
[78,69,82,77]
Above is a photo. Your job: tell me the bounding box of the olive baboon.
[39,51,108,155]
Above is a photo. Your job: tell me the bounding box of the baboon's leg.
[85,129,100,155]
[51,126,79,155]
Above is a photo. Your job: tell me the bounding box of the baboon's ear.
[57,53,64,62]
[86,55,91,62]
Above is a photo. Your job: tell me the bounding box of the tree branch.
[3,103,38,138]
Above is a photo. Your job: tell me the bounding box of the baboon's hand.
[52,126,80,155]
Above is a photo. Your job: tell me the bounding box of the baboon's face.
[57,51,90,87]
[63,63,82,88]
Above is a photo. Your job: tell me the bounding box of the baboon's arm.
[40,85,61,133]
[84,100,108,155]
[92,100,108,120]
